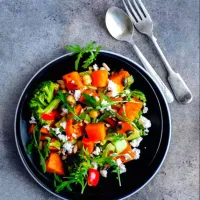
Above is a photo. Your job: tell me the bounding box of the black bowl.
[14,51,171,200]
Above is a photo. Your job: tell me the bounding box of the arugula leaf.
[128,90,146,102]
[43,137,51,159]
[27,139,34,154]
[82,93,99,107]
[56,90,82,121]
[98,112,111,122]
[112,166,121,187]
[79,112,91,123]
[66,42,102,71]
[32,126,46,173]
[100,93,113,103]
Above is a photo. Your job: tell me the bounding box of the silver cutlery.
[106,7,174,103]
[122,0,193,104]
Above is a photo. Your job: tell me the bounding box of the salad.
[27,42,151,194]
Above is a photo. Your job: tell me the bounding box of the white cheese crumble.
[74,90,81,101]
[139,116,151,129]
[100,100,111,112]
[93,64,99,71]
[100,169,108,178]
[143,107,148,113]
[29,116,37,124]
[52,128,62,135]
[132,148,141,160]
[71,80,75,83]
[60,121,67,129]
[43,125,50,131]
[91,162,98,170]
[116,158,122,166]
[62,142,74,155]
[93,146,101,156]
[119,163,127,174]
[107,80,118,97]
[58,134,68,142]
[62,107,68,113]
[130,137,143,148]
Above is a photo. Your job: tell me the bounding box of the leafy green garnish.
[27,139,34,154]
[43,137,51,159]
[82,93,99,107]
[56,90,82,121]
[66,42,102,71]
[32,126,46,172]
[127,90,146,102]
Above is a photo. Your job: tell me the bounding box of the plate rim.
[14,50,171,200]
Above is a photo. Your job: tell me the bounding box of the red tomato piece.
[87,168,100,186]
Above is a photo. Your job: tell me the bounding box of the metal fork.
[123,0,193,104]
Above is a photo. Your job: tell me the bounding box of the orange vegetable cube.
[91,70,108,87]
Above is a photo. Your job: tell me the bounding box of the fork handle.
[150,35,193,104]
[130,42,174,103]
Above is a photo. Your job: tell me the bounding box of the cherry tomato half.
[87,168,100,186]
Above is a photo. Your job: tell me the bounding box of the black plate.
[14,51,171,200]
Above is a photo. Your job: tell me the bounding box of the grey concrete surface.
[0,0,199,199]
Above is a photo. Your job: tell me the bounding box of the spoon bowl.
[105,7,134,41]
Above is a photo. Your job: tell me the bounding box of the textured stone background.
[0,0,199,199]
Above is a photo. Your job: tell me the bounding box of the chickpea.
[89,110,100,118]
[66,94,76,105]
[82,74,92,85]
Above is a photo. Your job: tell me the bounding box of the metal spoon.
[105,7,174,103]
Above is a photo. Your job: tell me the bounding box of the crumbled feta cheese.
[62,107,68,113]
[29,116,37,124]
[62,142,74,155]
[71,80,75,83]
[58,134,68,142]
[119,163,126,174]
[93,146,101,156]
[130,137,143,148]
[139,116,151,128]
[84,120,89,124]
[74,90,81,101]
[43,125,50,131]
[100,100,112,112]
[60,121,67,129]
[91,162,98,170]
[72,133,77,139]
[132,148,141,160]
[116,158,122,166]
[100,67,106,70]
[145,128,149,133]
[93,64,99,71]
[68,90,73,94]
[100,169,108,178]
[124,153,132,160]
[52,128,62,135]
[107,80,118,97]
[143,106,148,114]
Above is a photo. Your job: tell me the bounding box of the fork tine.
[122,0,137,23]
[137,0,150,17]
[132,0,145,19]
[126,0,141,22]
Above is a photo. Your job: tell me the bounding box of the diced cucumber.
[126,129,141,140]
[127,75,134,86]
[102,143,115,157]
[113,139,127,153]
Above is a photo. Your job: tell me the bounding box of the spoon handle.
[130,42,174,103]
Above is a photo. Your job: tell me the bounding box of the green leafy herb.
[27,139,34,154]
[56,90,82,121]
[100,93,113,103]
[128,90,146,102]
[43,137,51,159]
[112,166,121,187]
[82,93,99,107]
[98,112,111,122]
[66,42,102,71]
[31,126,46,172]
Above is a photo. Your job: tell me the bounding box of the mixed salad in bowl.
[27,42,151,194]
